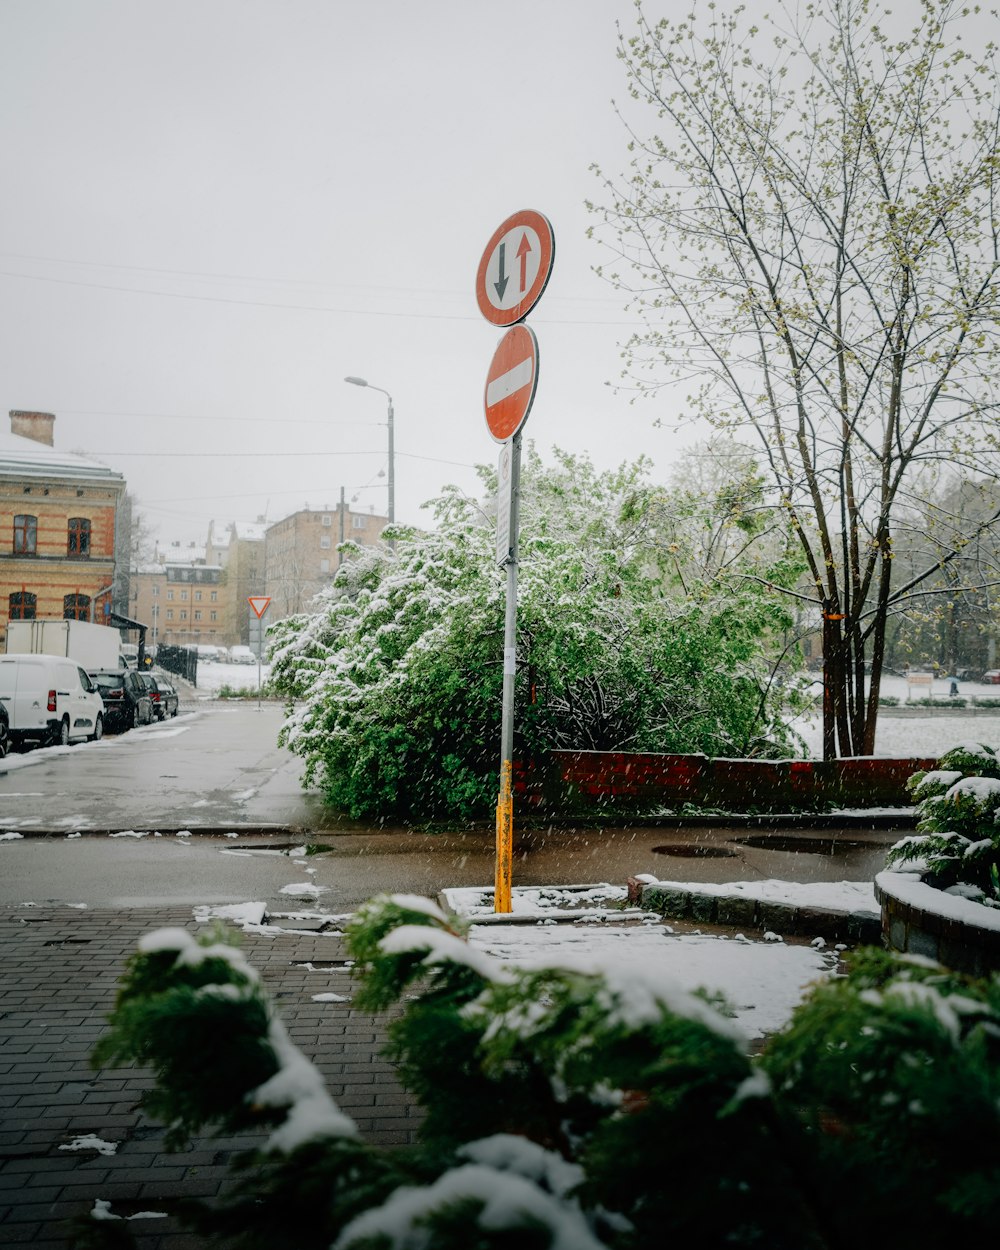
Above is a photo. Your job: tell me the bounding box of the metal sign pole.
[495,431,521,913]
[477,209,553,916]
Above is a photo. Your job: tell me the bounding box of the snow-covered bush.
[889,743,1000,904]
[82,899,1000,1250]
[268,449,806,820]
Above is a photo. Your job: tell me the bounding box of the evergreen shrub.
[79,896,1000,1250]
[889,743,1000,904]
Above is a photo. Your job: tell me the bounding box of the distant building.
[223,521,267,645]
[264,503,388,620]
[130,548,228,651]
[0,410,126,648]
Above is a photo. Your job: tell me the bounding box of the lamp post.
[344,376,394,530]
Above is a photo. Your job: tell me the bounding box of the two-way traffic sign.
[475,209,555,327]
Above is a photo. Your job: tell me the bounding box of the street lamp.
[344,376,394,528]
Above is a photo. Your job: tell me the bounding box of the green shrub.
[82,898,1000,1250]
[890,744,1000,903]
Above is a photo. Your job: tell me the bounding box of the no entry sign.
[475,209,555,327]
[484,324,539,442]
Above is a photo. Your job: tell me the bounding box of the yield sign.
[484,324,538,442]
[247,596,271,619]
[475,209,555,327]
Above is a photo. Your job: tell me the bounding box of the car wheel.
[0,717,8,759]
[57,717,70,747]
[91,715,103,743]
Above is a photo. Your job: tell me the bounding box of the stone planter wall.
[875,870,1000,976]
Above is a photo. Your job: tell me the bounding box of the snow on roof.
[230,521,267,542]
[0,429,125,487]
[164,542,207,563]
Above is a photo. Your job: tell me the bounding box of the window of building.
[322,514,332,526]
[210,591,217,602]
[13,515,37,555]
[63,593,91,620]
[320,535,331,549]
[194,591,202,602]
[210,611,217,622]
[152,585,159,597]
[180,610,187,621]
[180,590,188,601]
[352,515,366,530]
[194,610,202,621]
[166,609,174,621]
[67,517,92,557]
[320,558,330,573]
[9,590,36,619]
[167,589,174,600]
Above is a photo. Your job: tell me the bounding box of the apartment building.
[264,503,388,620]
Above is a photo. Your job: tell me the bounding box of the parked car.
[0,654,105,748]
[228,645,257,665]
[0,702,9,758]
[984,671,1000,685]
[137,672,179,720]
[91,669,154,732]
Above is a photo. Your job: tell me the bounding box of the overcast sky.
[0,0,699,547]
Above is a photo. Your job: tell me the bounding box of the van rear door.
[0,655,47,737]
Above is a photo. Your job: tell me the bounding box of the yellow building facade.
[0,411,126,649]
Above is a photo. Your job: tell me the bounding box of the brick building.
[0,410,126,648]
[130,545,229,651]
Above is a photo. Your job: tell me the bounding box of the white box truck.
[5,618,124,673]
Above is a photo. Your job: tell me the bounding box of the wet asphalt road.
[0,700,909,910]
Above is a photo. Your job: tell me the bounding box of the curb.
[630,877,882,945]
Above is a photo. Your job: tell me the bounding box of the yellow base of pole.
[494,759,513,914]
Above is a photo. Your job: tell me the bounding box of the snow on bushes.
[84,896,1000,1250]
[267,449,806,820]
[892,743,1000,905]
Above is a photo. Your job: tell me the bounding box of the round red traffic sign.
[475,209,555,327]
[484,324,539,442]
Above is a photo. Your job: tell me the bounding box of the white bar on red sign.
[487,357,533,407]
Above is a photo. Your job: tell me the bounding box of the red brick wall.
[513,750,936,811]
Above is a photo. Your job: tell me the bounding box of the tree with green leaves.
[268,448,805,822]
[591,0,1000,757]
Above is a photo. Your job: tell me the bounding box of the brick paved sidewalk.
[0,904,420,1249]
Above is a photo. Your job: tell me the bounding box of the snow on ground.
[190,659,270,694]
[467,919,838,1040]
[792,673,1000,758]
[199,880,850,1040]
[438,881,862,1037]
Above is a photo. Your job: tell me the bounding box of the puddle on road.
[651,844,738,859]
[219,841,331,858]
[736,834,882,854]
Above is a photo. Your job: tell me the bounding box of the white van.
[0,654,105,749]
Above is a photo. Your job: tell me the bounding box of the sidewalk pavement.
[0,904,420,1249]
